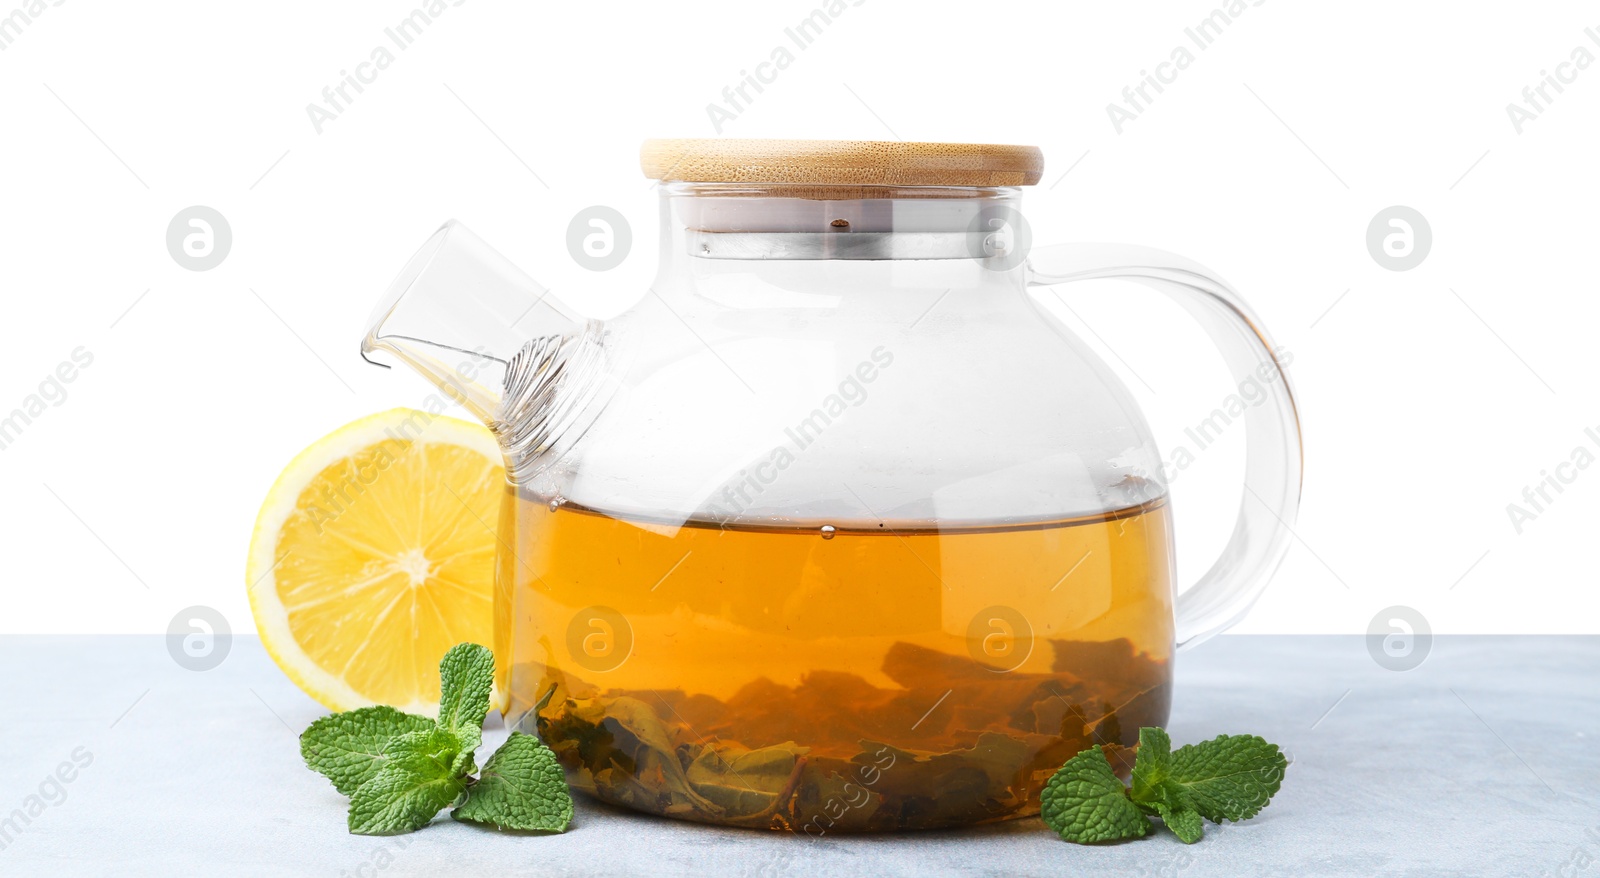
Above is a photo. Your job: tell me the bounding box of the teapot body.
[364,140,1301,833]
[498,183,1175,830]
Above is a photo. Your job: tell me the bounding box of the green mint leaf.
[1167,733,1287,823]
[1153,799,1205,844]
[437,642,495,754]
[1135,776,1205,844]
[1129,726,1172,804]
[1041,745,1150,844]
[450,746,478,779]
[452,732,574,832]
[300,706,435,796]
[348,728,468,835]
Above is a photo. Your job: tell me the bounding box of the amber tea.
[496,490,1175,832]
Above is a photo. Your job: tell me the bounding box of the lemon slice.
[247,408,505,715]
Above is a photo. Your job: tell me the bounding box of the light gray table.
[1,635,1594,876]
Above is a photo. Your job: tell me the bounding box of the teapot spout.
[363,221,614,484]
[361,220,593,425]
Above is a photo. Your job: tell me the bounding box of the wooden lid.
[641,139,1044,188]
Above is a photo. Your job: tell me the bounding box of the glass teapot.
[361,139,1301,833]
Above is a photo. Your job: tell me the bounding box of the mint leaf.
[1168,734,1286,823]
[1041,746,1150,843]
[452,732,574,832]
[1129,726,1172,803]
[449,746,478,780]
[1153,799,1205,844]
[300,706,435,796]
[1128,727,1205,843]
[348,728,468,835]
[437,642,495,754]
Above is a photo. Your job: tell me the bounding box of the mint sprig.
[300,642,574,836]
[1042,727,1286,844]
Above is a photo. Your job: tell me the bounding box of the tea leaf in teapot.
[598,696,679,756]
[551,694,726,817]
[841,732,1036,829]
[539,695,622,769]
[791,757,878,832]
[686,741,806,818]
[1094,681,1172,739]
[716,671,903,757]
[881,642,1091,745]
[1050,638,1166,692]
[524,637,1175,831]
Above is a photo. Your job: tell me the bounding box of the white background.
[1,0,1595,635]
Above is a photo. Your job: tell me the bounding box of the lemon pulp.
[247,409,503,715]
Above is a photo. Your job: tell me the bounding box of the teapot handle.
[1025,244,1303,649]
